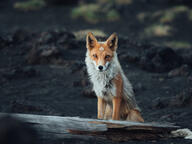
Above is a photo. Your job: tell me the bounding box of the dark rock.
[70,61,85,73]
[38,30,76,47]
[38,32,54,44]
[119,52,139,63]
[12,29,31,44]
[57,31,79,50]
[3,67,38,80]
[151,97,168,109]
[140,47,183,72]
[40,45,59,57]
[168,64,191,77]
[26,45,62,65]
[26,30,80,65]
[0,37,6,49]
[169,88,192,107]
[0,35,12,48]
[57,31,76,44]
[182,52,192,67]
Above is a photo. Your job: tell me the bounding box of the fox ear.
[86,32,98,50]
[106,33,118,51]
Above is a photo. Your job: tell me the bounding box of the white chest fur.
[85,51,120,101]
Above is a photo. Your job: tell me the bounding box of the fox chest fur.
[86,52,118,101]
[86,51,134,104]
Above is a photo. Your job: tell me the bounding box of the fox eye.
[93,54,97,58]
[105,55,110,59]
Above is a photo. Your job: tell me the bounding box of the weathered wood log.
[0,113,181,141]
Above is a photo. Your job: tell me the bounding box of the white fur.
[85,43,139,109]
[99,47,104,51]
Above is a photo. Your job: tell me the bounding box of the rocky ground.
[0,0,192,144]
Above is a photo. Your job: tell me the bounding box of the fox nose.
[98,65,103,71]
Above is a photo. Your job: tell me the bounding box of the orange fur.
[104,104,112,120]
[126,109,144,122]
[112,73,123,120]
[87,32,115,67]
[97,97,106,119]
[104,73,144,122]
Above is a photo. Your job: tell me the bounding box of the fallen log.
[0,113,188,141]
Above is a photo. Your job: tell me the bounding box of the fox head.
[86,32,118,72]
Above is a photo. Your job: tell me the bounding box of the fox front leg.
[112,97,122,120]
[97,97,106,119]
[112,73,123,120]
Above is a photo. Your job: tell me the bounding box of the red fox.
[85,32,144,122]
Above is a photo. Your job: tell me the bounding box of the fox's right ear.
[86,32,97,50]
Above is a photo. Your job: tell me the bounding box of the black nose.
[98,65,103,70]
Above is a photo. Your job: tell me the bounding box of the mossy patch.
[137,12,147,22]
[14,0,46,11]
[73,29,106,40]
[188,10,192,21]
[106,9,120,21]
[137,5,192,23]
[165,41,192,49]
[159,6,189,23]
[97,0,132,5]
[139,5,192,39]
[71,4,120,23]
[144,24,172,37]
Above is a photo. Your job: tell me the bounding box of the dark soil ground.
[0,0,192,144]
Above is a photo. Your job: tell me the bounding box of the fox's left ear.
[86,32,98,50]
[106,33,118,51]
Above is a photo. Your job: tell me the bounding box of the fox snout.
[98,65,103,71]
[96,62,110,72]
[96,64,106,72]
[97,65,106,72]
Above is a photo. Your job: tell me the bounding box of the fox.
[85,32,144,122]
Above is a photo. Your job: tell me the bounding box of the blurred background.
[1,0,192,48]
[0,0,192,143]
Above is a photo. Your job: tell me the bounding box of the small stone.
[152,97,167,109]
[12,29,30,43]
[169,88,192,107]
[139,47,183,72]
[160,114,172,121]
[0,35,11,48]
[168,64,190,77]
[26,45,61,65]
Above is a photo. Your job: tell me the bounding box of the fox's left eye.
[105,55,110,59]
[93,54,97,58]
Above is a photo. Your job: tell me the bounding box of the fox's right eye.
[93,54,97,58]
